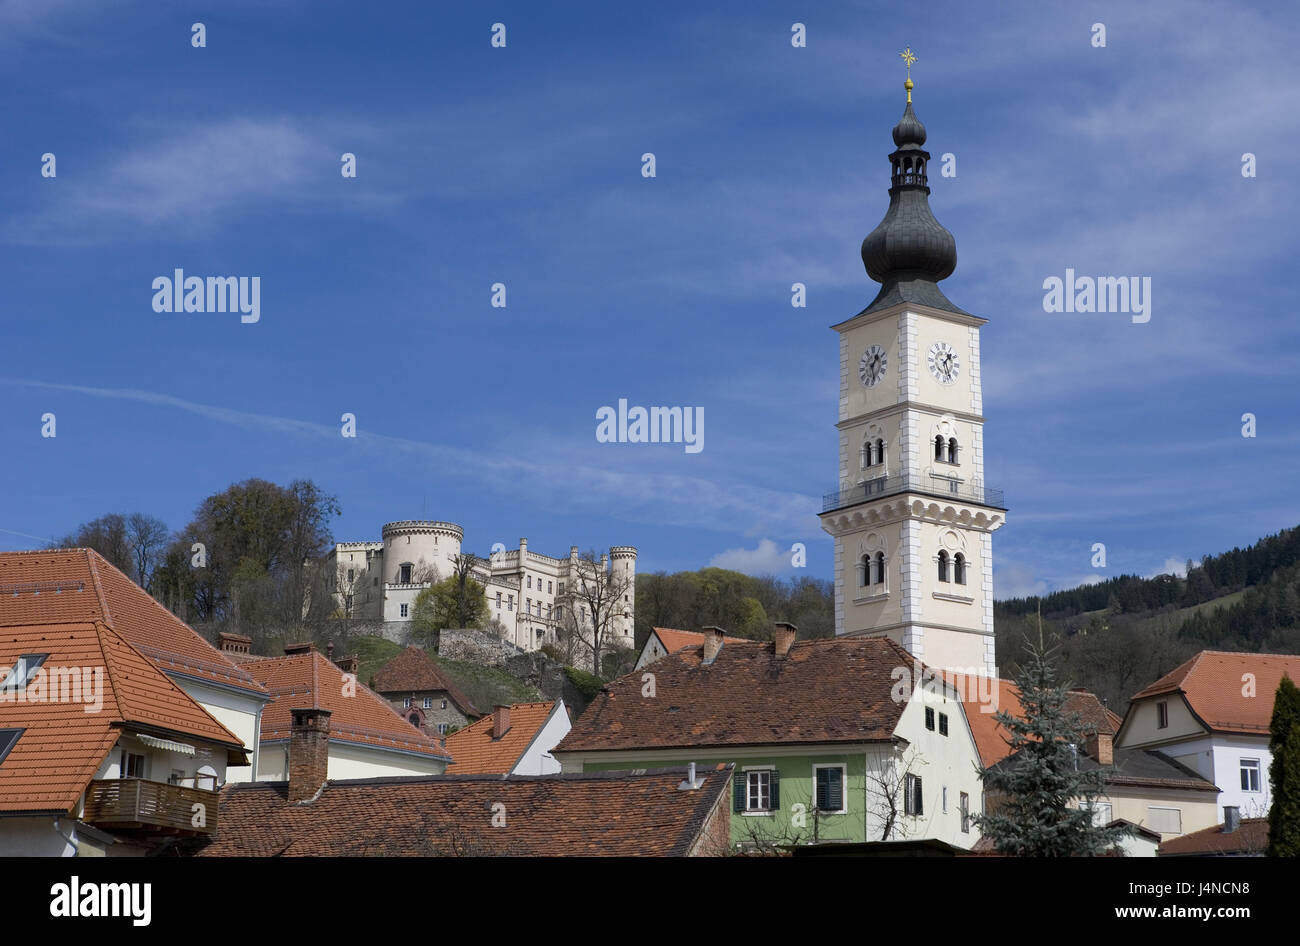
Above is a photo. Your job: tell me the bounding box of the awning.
[137,734,196,756]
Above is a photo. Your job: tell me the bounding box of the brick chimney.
[217,632,251,655]
[702,626,726,664]
[1085,730,1114,766]
[773,622,797,657]
[492,704,511,739]
[288,707,331,804]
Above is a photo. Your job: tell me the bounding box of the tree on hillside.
[53,512,170,589]
[559,549,634,676]
[974,626,1131,856]
[1267,674,1300,856]
[410,556,489,647]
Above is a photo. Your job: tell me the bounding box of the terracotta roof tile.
[243,650,450,761]
[1130,650,1300,735]
[651,628,746,654]
[1158,818,1269,856]
[558,636,917,752]
[0,549,266,697]
[371,646,478,716]
[194,765,733,856]
[0,620,245,813]
[445,701,562,774]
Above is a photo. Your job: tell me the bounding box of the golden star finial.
[900,46,917,103]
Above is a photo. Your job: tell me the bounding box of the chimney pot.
[773,622,798,657]
[288,707,332,804]
[493,704,511,739]
[217,632,251,655]
[1224,806,1240,833]
[701,626,726,664]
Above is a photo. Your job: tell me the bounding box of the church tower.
[819,56,1006,676]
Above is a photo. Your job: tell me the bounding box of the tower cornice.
[831,301,987,334]
[836,402,986,429]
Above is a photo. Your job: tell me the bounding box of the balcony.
[82,778,219,836]
[823,473,1005,513]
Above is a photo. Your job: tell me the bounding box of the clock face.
[859,345,887,388]
[927,341,960,384]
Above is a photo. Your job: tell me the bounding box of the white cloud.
[1152,557,1189,579]
[709,538,790,576]
[994,563,1047,600]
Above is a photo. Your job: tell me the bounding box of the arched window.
[874,552,885,585]
[409,714,420,727]
[858,555,869,587]
[954,553,967,585]
[949,438,959,464]
[876,439,885,467]
[937,550,950,582]
[934,435,945,461]
[861,441,871,468]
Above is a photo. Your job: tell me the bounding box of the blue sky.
[2,0,1297,599]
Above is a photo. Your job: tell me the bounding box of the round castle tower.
[381,520,464,584]
[609,546,638,643]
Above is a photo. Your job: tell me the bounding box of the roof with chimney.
[444,700,566,774]
[192,765,733,856]
[1159,817,1269,856]
[943,674,1123,768]
[0,549,268,699]
[988,744,1218,793]
[557,635,921,753]
[1128,650,1300,736]
[241,647,451,762]
[649,627,747,656]
[0,619,248,814]
[371,646,478,717]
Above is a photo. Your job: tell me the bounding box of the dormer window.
[0,728,23,766]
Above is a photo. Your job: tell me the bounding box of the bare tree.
[557,549,634,675]
[864,743,930,841]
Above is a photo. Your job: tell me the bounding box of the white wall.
[0,816,76,856]
[513,702,571,775]
[256,739,448,781]
[173,677,263,784]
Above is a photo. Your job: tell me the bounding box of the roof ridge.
[89,619,128,723]
[83,549,114,627]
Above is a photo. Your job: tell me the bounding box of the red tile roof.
[0,620,246,814]
[0,549,267,698]
[650,628,746,655]
[943,674,1121,768]
[1130,650,1300,735]
[558,636,918,753]
[371,646,478,716]
[194,765,733,856]
[1158,818,1269,856]
[445,701,563,774]
[242,649,450,761]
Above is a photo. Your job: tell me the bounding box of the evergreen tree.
[1267,674,1300,856]
[973,626,1131,856]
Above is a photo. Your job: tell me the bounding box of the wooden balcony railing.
[82,778,218,835]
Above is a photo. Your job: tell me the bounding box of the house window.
[925,707,935,731]
[905,773,923,816]
[960,792,970,833]
[1146,806,1182,835]
[399,563,412,584]
[548,581,553,594]
[1157,701,1168,729]
[527,576,532,589]
[1,654,49,693]
[558,582,565,594]
[508,595,514,611]
[937,551,949,582]
[939,712,949,736]
[496,591,502,608]
[400,603,409,618]
[441,699,448,710]
[1241,759,1261,793]
[547,604,553,619]
[403,698,411,708]
[942,786,948,813]
[743,770,777,812]
[526,598,531,613]
[813,765,845,813]
[423,697,433,709]
[120,751,146,779]
[954,553,967,585]
[1091,802,1113,827]
[437,723,448,735]
[0,728,23,766]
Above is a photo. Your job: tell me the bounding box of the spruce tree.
[1267,674,1300,856]
[973,626,1130,856]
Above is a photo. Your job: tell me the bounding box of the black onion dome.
[857,94,966,316]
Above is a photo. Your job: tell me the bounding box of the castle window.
[496,591,502,608]
[861,441,871,468]
[399,563,412,584]
[934,436,945,461]
[508,595,514,611]
[873,552,885,585]
[876,439,885,466]
[937,550,950,582]
[556,605,563,620]
[400,603,409,618]
[527,575,532,589]
[949,438,959,464]
[548,581,553,594]
[858,555,869,588]
[347,568,354,582]
[954,553,967,585]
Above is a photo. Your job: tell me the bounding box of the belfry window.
[873,552,885,586]
[937,550,950,582]
[934,436,945,461]
[858,555,870,588]
[949,438,959,463]
[954,553,967,585]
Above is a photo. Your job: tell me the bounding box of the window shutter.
[734,772,746,812]
[815,770,828,811]
[829,768,843,811]
[770,771,780,811]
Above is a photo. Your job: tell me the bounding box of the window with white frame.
[905,773,923,816]
[742,769,777,812]
[1241,758,1261,792]
[422,697,432,709]
[403,698,411,708]
[814,764,846,813]
[400,603,408,618]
